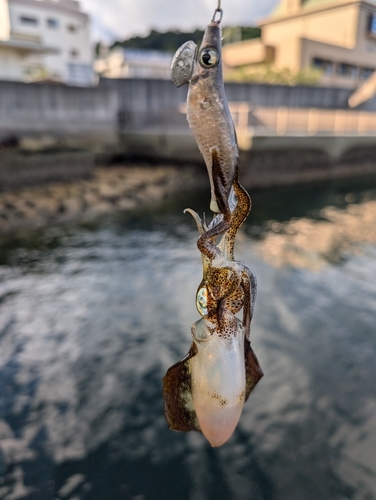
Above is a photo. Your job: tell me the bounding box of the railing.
[229,103,376,136]
[10,32,42,44]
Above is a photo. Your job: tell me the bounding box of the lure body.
[171,21,238,213]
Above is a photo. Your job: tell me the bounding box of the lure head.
[171,40,197,87]
[193,21,222,85]
[171,21,223,89]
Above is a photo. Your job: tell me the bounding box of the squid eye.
[199,48,219,68]
[196,287,208,317]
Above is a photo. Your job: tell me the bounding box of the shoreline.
[0,164,206,236]
[1,159,376,238]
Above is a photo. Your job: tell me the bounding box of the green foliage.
[225,64,323,86]
[222,26,261,44]
[111,27,261,54]
[111,29,205,53]
[241,27,262,40]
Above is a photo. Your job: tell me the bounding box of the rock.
[83,192,100,208]
[0,164,204,235]
[35,198,59,218]
[0,217,10,233]
[61,197,83,217]
[117,197,136,210]
[84,201,114,219]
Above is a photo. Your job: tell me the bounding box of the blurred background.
[1,0,376,499]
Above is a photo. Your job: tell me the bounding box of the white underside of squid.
[190,317,245,447]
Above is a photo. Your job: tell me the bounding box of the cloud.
[80,0,279,42]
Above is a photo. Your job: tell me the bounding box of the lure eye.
[196,287,208,317]
[199,48,219,68]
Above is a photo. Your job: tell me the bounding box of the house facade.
[95,47,172,80]
[223,0,376,88]
[0,0,94,85]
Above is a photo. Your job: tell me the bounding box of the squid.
[163,148,263,447]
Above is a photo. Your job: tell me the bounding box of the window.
[47,18,59,29]
[338,63,358,78]
[368,13,376,36]
[360,67,375,79]
[67,24,77,33]
[20,16,38,25]
[312,58,334,76]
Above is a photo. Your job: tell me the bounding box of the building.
[0,0,94,85]
[95,47,172,80]
[222,0,376,88]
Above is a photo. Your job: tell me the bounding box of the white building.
[0,0,94,85]
[95,47,173,80]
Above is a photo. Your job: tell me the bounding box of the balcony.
[10,31,42,44]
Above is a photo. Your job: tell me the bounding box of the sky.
[80,0,280,43]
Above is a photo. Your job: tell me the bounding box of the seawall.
[1,78,376,190]
[2,78,376,146]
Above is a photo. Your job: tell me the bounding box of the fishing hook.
[212,0,223,24]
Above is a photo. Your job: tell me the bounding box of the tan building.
[223,0,376,88]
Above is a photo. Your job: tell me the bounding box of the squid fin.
[244,339,263,401]
[163,343,200,432]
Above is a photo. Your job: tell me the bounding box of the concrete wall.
[1,77,376,190]
[1,77,376,144]
[0,79,118,147]
[105,78,361,133]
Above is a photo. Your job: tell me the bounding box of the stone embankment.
[0,164,205,235]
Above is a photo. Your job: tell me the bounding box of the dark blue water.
[0,177,376,500]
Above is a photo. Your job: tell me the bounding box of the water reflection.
[0,178,375,499]
[257,198,376,270]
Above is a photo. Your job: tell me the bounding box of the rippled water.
[0,176,376,500]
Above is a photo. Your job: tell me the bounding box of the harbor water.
[0,175,376,500]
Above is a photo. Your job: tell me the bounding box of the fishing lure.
[171,2,237,214]
[163,3,263,447]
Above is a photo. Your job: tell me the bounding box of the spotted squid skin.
[190,318,246,447]
[162,323,263,444]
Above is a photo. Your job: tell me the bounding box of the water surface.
[0,176,376,500]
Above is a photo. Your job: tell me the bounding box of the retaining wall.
[2,78,376,141]
[1,78,376,189]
